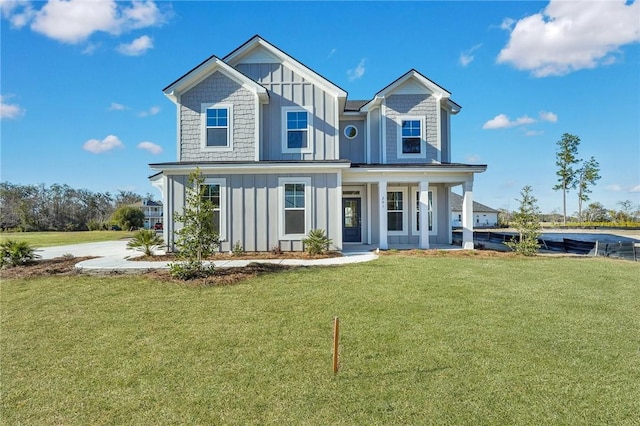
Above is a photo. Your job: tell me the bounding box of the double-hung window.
[387,189,407,234]
[412,187,436,235]
[398,116,425,158]
[201,178,227,240]
[279,177,311,238]
[202,103,233,150]
[282,107,312,153]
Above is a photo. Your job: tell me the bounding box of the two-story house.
[150,35,486,252]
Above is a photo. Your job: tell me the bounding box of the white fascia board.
[342,167,486,183]
[225,38,347,99]
[163,57,268,104]
[444,99,461,115]
[150,162,351,175]
[360,96,383,112]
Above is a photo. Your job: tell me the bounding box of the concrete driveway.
[36,240,133,260]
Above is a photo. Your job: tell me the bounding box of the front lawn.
[0,230,135,247]
[2,256,638,424]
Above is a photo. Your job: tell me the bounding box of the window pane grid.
[206,108,228,127]
[286,110,308,149]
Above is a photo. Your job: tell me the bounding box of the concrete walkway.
[36,240,378,272]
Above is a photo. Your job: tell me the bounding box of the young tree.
[576,156,601,221]
[169,168,220,279]
[505,185,541,256]
[553,133,581,225]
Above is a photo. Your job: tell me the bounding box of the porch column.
[378,180,388,250]
[462,180,474,250]
[418,179,430,249]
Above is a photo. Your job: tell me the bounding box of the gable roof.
[223,35,348,100]
[361,69,461,114]
[450,193,498,213]
[163,55,269,104]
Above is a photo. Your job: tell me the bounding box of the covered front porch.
[340,164,486,251]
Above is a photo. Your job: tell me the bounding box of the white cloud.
[108,102,127,111]
[500,17,516,31]
[137,105,160,117]
[3,0,166,44]
[0,95,25,119]
[137,141,162,155]
[482,113,536,129]
[497,0,640,77]
[539,110,558,123]
[347,58,366,81]
[629,185,640,193]
[116,35,153,56]
[1,0,35,28]
[606,184,622,192]
[525,130,544,137]
[82,134,124,154]
[459,44,482,67]
[327,48,336,59]
[465,154,481,163]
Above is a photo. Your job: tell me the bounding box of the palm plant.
[0,239,40,267]
[127,229,164,256]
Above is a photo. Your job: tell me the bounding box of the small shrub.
[127,229,164,256]
[1,239,40,268]
[232,241,244,256]
[302,229,332,255]
[168,261,215,280]
[62,253,75,259]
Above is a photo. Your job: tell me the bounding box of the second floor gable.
[163,36,461,165]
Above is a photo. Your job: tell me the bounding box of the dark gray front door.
[343,198,361,243]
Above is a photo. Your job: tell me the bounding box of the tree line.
[0,182,152,231]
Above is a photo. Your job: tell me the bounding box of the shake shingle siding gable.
[385,94,438,163]
[180,72,256,161]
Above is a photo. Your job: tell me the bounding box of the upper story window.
[282,106,313,154]
[201,103,233,151]
[344,125,358,139]
[397,116,425,159]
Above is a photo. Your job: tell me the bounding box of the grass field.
[0,230,135,247]
[2,256,639,424]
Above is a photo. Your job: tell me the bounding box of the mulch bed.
[0,256,96,279]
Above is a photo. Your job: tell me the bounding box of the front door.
[343,198,361,243]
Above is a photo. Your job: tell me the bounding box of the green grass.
[2,256,639,424]
[0,230,135,247]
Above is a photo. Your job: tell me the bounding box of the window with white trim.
[279,177,311,238]
[201,103,233,150]
[387,188,407,234]
[282,107,313,153]
[202,178,227,241]
[397,116,425,158]
[411,187,437,235]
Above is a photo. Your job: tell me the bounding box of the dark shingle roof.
[450,193,498,213]
[344,100,369,112]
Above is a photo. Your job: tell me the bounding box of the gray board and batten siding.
[164,171,341,252]
[235,63,339,162]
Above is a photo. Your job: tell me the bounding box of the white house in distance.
[150,35,486,251]
[131,200,163,230]
[450,193,498,228]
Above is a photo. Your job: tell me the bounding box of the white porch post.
[462,180,474,250]
[379,180,388,250]
[419,179,430,249]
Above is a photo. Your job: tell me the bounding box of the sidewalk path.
[36,240,378,272]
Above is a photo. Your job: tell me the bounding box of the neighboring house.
[450,193,498,228]
[130,200,163,230]
[150,35,486,251]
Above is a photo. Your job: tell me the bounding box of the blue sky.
[1,0,639,213]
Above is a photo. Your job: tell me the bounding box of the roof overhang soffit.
[224,36,348,100]
[163,56,269,104]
